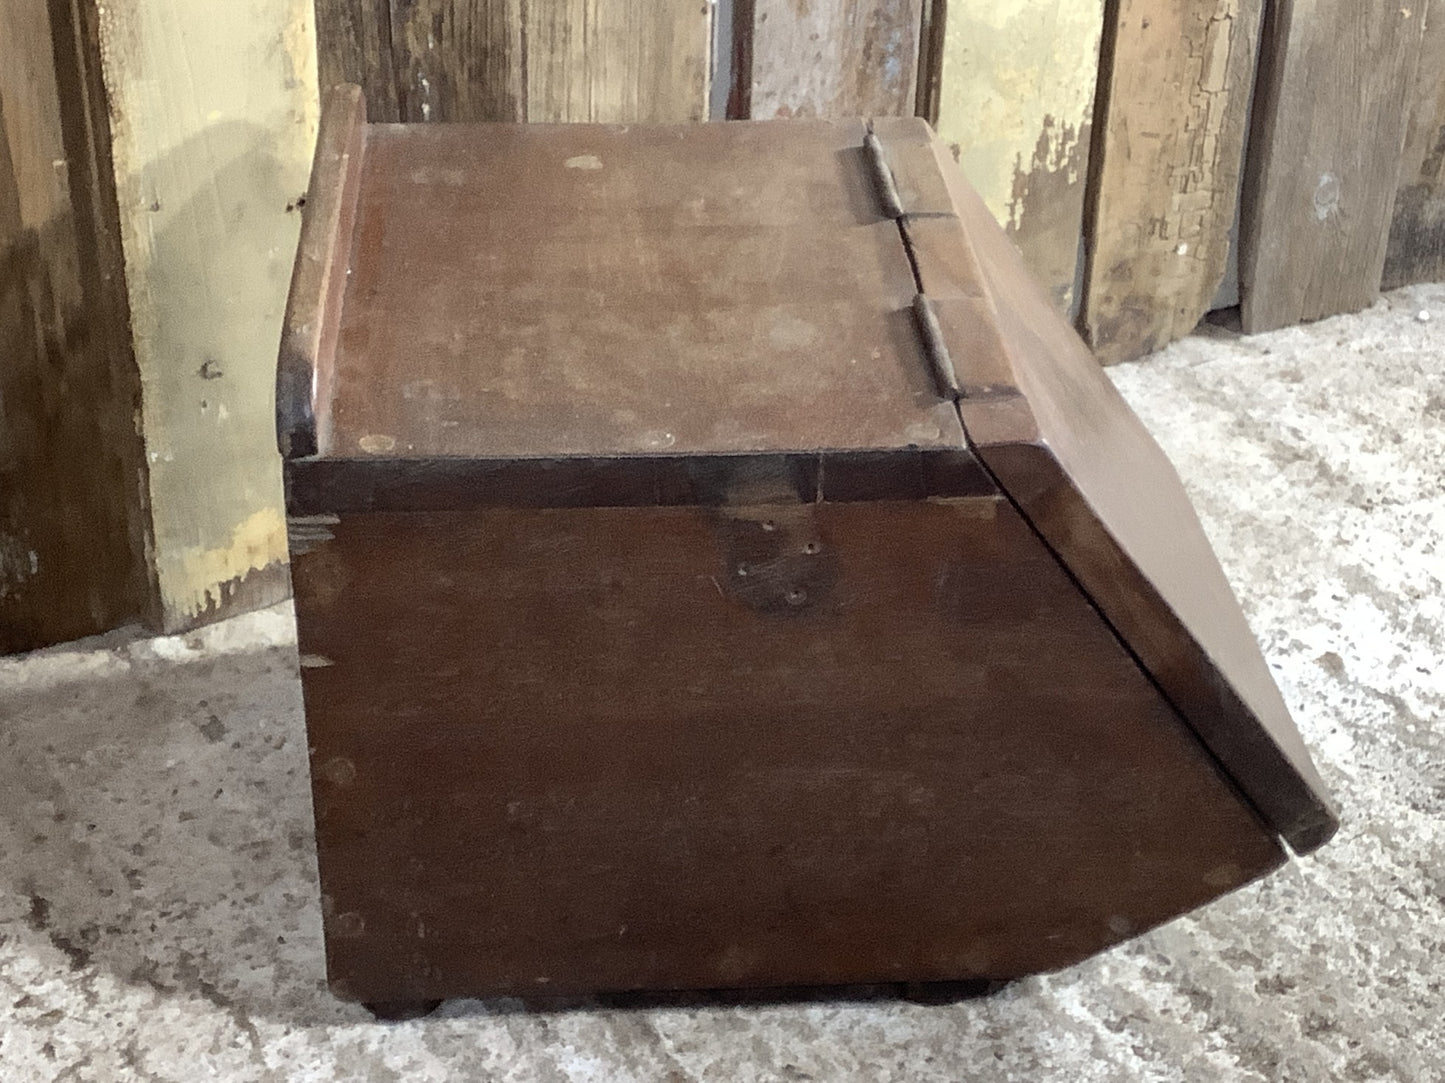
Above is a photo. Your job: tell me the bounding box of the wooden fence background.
[317,0,1445,362]
[5,0,1445,650]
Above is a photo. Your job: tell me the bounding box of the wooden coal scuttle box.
[277,86,1337,1008]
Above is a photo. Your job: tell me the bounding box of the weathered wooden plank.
[1239,1,1429,333]
[1082,0,1263,364]
[327,0,711,124]
[1384,3,1445,289]
[914,0,945,123]
[315,0,400,121]
[746,0,924,119]
[524,0,711,122]
[94,0,319,630]
[934,0,1107,315]
[389,0,525,122]
[1,0,153,651]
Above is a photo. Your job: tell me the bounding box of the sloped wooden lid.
[279,86,963,464]
[869,118,1339,854]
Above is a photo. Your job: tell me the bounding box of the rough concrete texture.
[1,284,1442,1081]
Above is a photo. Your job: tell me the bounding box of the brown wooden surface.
[745,0,924,119]
[1,0,153,652]
[1384,3,1445,290]
[285,449,994,515]
[293,499,1284,1002]
[322,118,962,460]
[317,0,710,123]
[874,119,1337,851]
[1082,0,1263,363]
[1239,0,1429,332]
[278,85,367,460]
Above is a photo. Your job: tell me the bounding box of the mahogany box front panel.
[292,495,1283,1002]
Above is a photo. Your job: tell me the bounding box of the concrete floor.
[1,284,1442,1081]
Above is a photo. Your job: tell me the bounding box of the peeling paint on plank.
[935,0,1107,315]
[1083,0,1264,364]
[1006,117,1092,314]
[163,508,292,628]
[96,0,319,632]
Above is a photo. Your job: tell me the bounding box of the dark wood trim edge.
[976,441,1339,855]
[913,0,946,126]
[726,0,755,119]
[284,448,996,516]
[1076,0,1122,343]
[277,83,367,459]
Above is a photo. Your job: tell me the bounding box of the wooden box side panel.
[899,134,1337,853]
[290,498,1282,1002]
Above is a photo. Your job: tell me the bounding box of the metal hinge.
[864,129,905,220]
[912,294,961,402]
[866,127,963,404]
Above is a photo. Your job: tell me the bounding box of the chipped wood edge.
[277,83,367,459]
[287,513,341,556]
[932,2,1107,317]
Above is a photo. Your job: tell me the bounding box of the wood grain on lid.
[321,119,964,460]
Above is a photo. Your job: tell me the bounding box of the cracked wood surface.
[1081,0,1263,365]
[1240,0,1430,333]
[94,0,317,630]
[317,0,710,123]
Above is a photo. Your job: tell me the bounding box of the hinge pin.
[864,130,905,220]
[912,294,961,402]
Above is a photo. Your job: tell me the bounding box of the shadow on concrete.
[0,620,1009,1030]
[0,628,351,1026]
